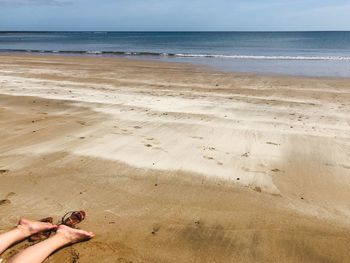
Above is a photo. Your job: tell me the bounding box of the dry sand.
[0,54,349,262]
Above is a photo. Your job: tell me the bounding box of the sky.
[0,0,349,31]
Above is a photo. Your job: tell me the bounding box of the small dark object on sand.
[62,211,86,228]
[0,169,9,174]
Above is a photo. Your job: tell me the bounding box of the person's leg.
[0,218,57,255]
[8,225,94,263]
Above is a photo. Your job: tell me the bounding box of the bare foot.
[56,225,95,244]
[17,218,57,237]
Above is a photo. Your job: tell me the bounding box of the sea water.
[1,31,350,77]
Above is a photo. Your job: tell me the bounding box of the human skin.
[0,218,94,263]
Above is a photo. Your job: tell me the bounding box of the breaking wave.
[2,49,350,61]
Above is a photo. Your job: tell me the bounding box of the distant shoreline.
[1,52,350,79]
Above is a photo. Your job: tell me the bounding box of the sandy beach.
[0,54,350,262]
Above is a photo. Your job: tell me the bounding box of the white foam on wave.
[174,54,350,61]
[3,48,350,61]
[86,51,102,54]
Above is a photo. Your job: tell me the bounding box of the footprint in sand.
[77,121,86,126]
[242,167,265,174]
[0,199,11,206]
[266,142,280,146]
[254,186,262,193]
[194,220,201,226]
[6,192,16,198]
[143,138,162,148]
[202,146,216,151]
[0,169,9,174]
[271,168,283,173]
[191,136,203,140]
[151,224,161,235]
[241,152,250,158]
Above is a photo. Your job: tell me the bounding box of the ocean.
[1,31,350,77]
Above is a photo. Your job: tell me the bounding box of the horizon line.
[1,30,350,33]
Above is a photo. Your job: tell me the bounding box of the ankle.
[54,231,73,244]
[15,225,32,238]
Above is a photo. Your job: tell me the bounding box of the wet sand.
[0,54,350,262]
